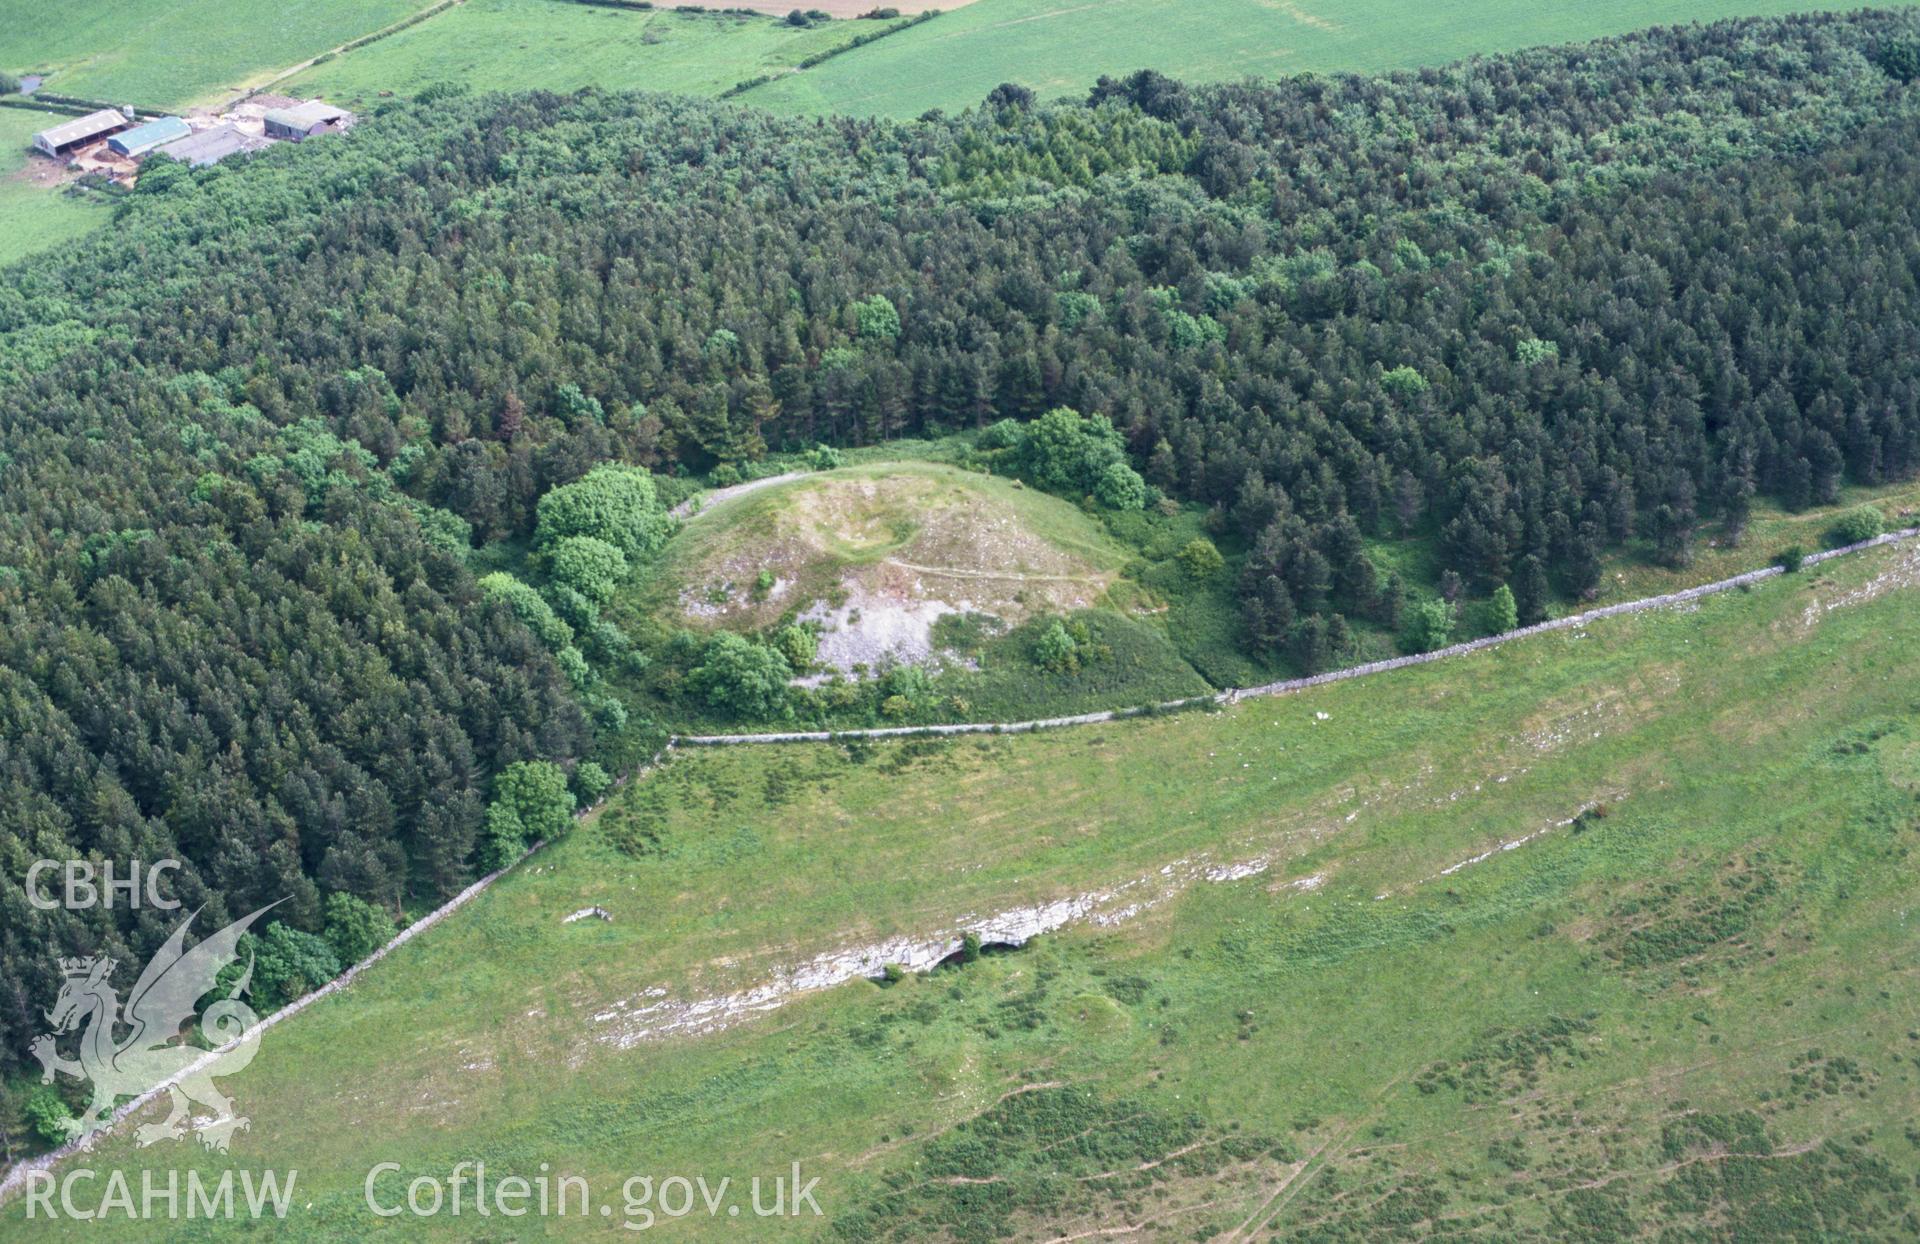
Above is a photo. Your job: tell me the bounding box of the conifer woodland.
[2,8,1919,1078]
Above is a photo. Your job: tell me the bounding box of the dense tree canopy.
[533,465,671,560]
[2,6,1919,1076]
[546,535,630,604]
[689,633,795,720]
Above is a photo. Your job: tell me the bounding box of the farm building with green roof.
[108,116,192,158]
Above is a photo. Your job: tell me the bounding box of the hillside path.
[669,471,808,519]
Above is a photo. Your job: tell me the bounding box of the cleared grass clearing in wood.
[15,538,1919,1239]
[611,460,1214,726]
[1587,479,1920,605]
[641,462,1127,630]
[742,0,1882,117]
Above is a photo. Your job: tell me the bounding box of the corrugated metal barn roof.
[155,124,269,168]
[109,116,193,157]
[263,101,352,131]
[33,109,128,152]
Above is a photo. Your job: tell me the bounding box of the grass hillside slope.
[743,0,1882,115]
[13,537,1918,1239]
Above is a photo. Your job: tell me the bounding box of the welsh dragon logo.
[30,904,278,1152]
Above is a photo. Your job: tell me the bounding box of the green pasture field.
[740,0,1885,117]
[282,0,874,110]
[0,109,111,270]
[3,0,1900,266]
[0,0,435,110]
[10,535,1918,1239]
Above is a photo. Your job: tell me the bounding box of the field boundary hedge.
[721,9,939,99]
[335,0,466,57]
[0,98,96,119]
[234,0,466,104]
[18,92,169,119]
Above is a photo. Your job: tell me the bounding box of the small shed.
[31,108,133,157]
[109,116,192,158]
[154,123,269,168]
[262,101,354,142]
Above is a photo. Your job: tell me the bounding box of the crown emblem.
[34,905,275,1153]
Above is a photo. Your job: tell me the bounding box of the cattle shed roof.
[155,124,268,168]
[263,101,351,129]
[34,109,128,150]
[110,116,192,155]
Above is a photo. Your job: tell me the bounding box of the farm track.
[668,470,807,519]
[881,557,1109,584]
[222,0,469,108]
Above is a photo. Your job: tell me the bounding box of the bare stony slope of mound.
[656,463,1128,673]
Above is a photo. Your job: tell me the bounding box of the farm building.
[262,101,354,142]
[31,108,133,157]
[108,116,193,158]
[154,123,270,168]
